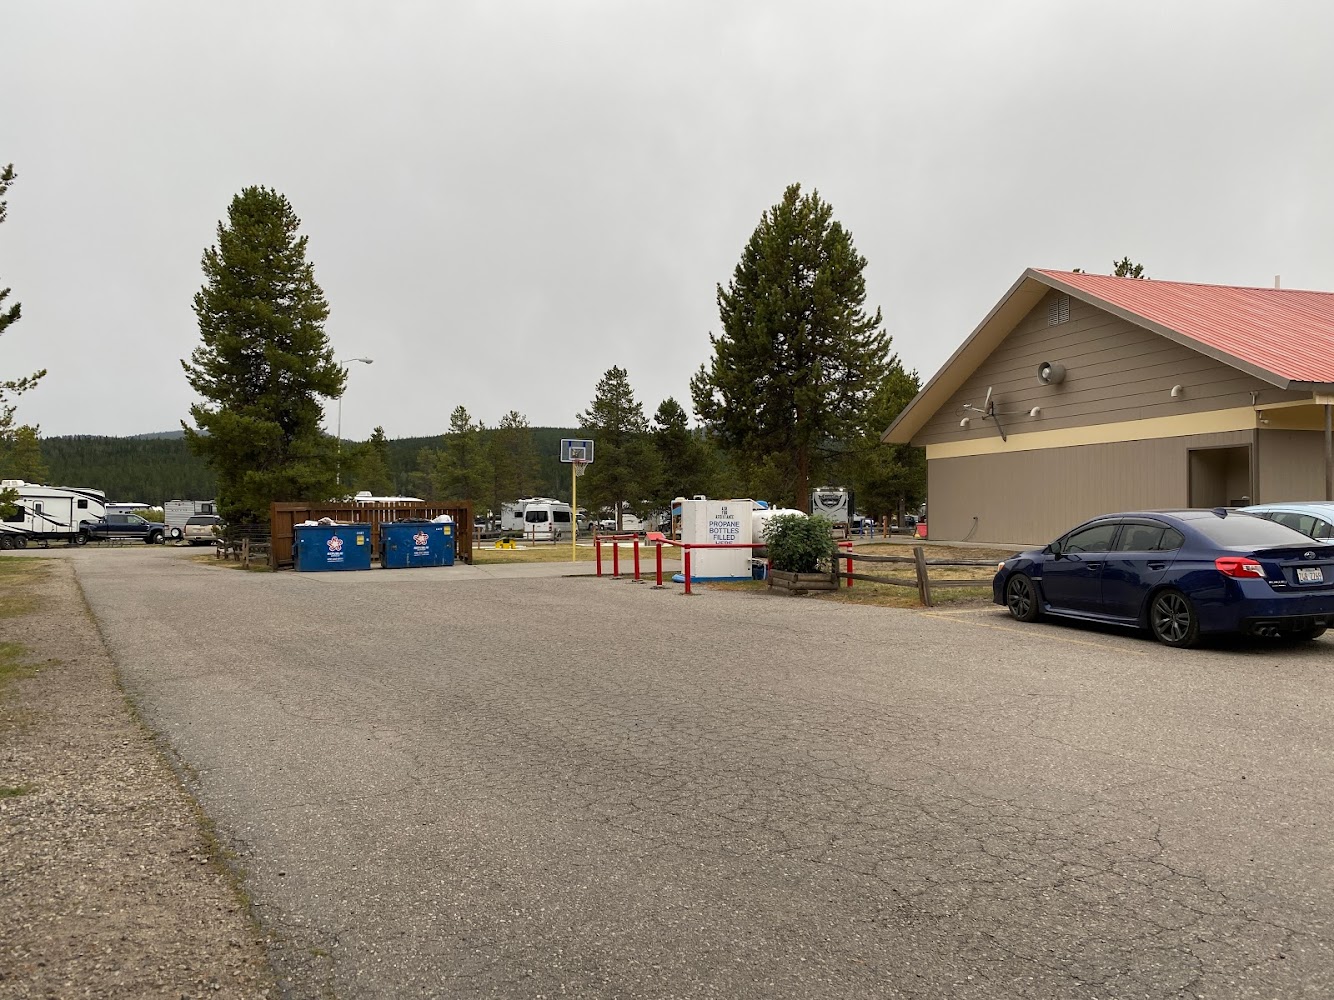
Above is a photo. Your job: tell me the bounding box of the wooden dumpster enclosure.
[269,501,473,569]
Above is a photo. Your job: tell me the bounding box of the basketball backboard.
[560,438,595,463]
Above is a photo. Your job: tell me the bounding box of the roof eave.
[882,270,1051,444]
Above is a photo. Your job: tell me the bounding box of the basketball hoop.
[573,460,589,477]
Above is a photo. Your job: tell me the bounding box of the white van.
[521,500,574,541]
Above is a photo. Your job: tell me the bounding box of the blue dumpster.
[380,520,455,569]
[293,523,372,572]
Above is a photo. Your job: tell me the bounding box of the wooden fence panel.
[269,501,473,569]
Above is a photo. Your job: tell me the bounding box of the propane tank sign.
[679,498,754,580]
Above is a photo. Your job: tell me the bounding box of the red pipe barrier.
[612,538,620,578]
[683,548,693,596]
[654,542,664,588]
[633,538,642,581]
[595,535,603,576]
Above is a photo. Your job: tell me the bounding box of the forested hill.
[41,426,584,504]
[43,436,218,503]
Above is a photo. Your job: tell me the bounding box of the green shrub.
[764,514,836,574]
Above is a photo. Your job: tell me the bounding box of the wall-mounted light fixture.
[1029,407,1042,418]
[1170,384,1184,398]
[1037,361,1066,385]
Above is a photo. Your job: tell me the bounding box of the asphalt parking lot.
[63,547,1334,998]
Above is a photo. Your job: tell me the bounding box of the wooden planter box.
[768,569,837,593]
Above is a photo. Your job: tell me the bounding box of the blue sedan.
[993,510,1334,647]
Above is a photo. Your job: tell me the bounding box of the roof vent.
[1047,294,1070,326]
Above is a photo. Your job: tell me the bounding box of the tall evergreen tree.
[577,367,661,528]
[488,410,538,515]
[1,164,47,511]
[182,186,344,523]
[433,406,492,502]
[691,183,890,511]
[0,424,48,484]
[651,397,719,508]
[831,365,925,521]
[350,426,394,496]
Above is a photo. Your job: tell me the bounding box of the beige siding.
[926,431,1252,544]
[914,292,1307,448]
[1258,430,1330,501]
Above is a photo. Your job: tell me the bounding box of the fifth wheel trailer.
[1,480,107,544]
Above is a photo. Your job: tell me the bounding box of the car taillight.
[1215,556,1266,579]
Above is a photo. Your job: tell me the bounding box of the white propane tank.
[751,507,807,544]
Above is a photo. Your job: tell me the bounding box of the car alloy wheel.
[1150,589,1199,648]
[1005,574,1040,622]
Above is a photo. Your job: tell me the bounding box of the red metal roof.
[1035,269,1334,385]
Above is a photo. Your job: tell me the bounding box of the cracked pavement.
[67,547,1334,998]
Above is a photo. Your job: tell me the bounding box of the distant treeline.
[40,428,583,505]
[43,435,218,503]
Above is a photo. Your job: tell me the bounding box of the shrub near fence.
[833,546,998,607]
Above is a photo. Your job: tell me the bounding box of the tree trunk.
[795,444,810,513]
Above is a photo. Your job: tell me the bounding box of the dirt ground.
[0,556,275,999]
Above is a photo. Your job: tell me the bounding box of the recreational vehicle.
[164,499,218,540]
[501,498,573,540]
[1,480,107,545]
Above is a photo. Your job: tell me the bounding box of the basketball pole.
[571,460,578,563]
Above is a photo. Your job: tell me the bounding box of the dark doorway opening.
[1188,446,1252,507]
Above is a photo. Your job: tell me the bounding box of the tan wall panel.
[926,431,1251,544]
[916,292,1306,447]
[1258,430,1329,500]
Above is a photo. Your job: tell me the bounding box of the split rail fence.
[832,546,999,607]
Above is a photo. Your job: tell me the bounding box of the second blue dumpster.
[293,523,373,572]
[381,520,456,569]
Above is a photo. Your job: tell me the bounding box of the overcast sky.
[4,1,1333,441]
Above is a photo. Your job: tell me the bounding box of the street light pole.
[335,357,374,487]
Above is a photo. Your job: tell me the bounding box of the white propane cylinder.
[751,507,807,544]
[679,498,753,580]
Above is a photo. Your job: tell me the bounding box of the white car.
[182,514,224,545]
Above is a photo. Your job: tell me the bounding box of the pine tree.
[0,424,49,483]
[691,183,890,511]
[182,187,344,524]
[488,410,538,515]
[433,406,493,502]
[351,426,394,496]
[832,366,925,521]
[1,164,47,512]
[577,367,661,529]
[651,397,718,508]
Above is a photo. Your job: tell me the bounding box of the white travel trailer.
[501,498,561,535]
[810,486,855,529]
[164,499,219,540]
[1,480,107,545]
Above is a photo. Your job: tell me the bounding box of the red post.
[633,538,642,581]
[846,549,853,588]
[655,542,664,588]
[683,547,693,596]
[595,536,603,576]
[612,538,620,578]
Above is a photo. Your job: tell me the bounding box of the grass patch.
[472,542,614,565]
[0,557,47,619]
[0,782,36,798]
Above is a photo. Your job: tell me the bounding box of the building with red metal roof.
[883,269,1334,543]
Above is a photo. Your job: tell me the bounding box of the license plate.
[1297,567,1324,584]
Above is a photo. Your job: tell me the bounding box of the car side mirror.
[1046,542,1062,558]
